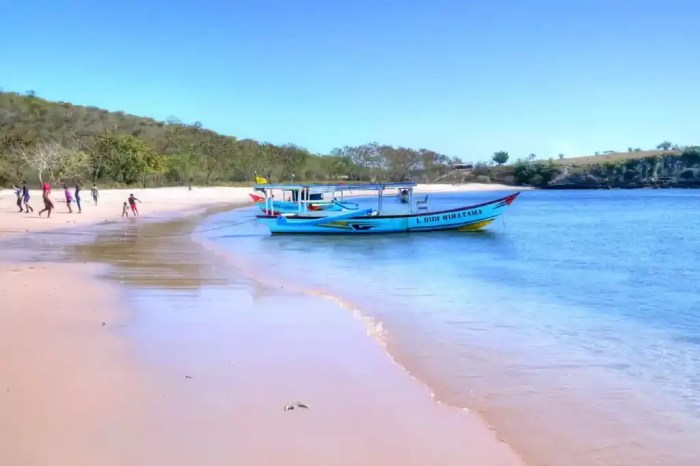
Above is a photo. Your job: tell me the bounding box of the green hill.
[0,91,454,187]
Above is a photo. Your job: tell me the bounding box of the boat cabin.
[253,182,421,216]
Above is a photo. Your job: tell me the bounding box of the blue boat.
[249,192,359,215]
[249,193,359,214]
[253,182,520,234]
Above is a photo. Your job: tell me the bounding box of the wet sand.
[0,209,526,465]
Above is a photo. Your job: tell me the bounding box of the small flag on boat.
[255,176,268,184]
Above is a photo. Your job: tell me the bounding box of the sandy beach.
[0,186,251,240]
[0,182,526,466]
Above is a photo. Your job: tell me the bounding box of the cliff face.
[548,155,700,189]
[530,152,700,189]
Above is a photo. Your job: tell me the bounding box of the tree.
[232,139,274,182]
[492,151,509,165]
[167,150,199,185]
[274,144,310,180]
[528,153,537,161]
[558,153,565,160]
[96,134,162,184]
[18,142,91,184]
[380,145,423,181]
[513,160,561,187]
[57,150,92,181]
[0,130,33,182]
[680,146,700,165]
[201,135,237,185]
[72,131,107,182]
[657,141,672,150]
[21,142,64,183]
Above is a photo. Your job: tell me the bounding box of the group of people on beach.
[9,181,140,219]
[12,182,33,213]
[24,181,99,217]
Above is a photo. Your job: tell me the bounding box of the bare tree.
[21,142,90,183]
[21,143,62,183]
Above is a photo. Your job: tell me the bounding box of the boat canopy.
[253,182,417,193]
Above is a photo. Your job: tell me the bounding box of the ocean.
[198,189,700,466]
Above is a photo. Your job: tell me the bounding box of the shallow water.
[201,189,700,466]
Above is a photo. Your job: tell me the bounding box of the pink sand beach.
[0,185,526,466]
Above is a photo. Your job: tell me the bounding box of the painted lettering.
[416,209,482,224]
[441,209,483,221]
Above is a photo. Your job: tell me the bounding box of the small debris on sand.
[284,401,310,411]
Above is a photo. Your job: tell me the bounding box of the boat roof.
[253,182,417,192]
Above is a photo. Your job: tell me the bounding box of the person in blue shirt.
[21,181,33,213]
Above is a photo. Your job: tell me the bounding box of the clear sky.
[1,0,698,161]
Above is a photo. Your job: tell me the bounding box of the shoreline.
[0,183,525,239]
[0,191,527,466]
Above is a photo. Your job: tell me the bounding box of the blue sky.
[1,0,698,161]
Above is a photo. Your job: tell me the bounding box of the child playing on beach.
[91,183,99,205]
[21,181,33,213]
[122,202,129,218]
[12,186,22,212]
[74,181,82,213]
[63,184,73,213]
[128,193,141,215]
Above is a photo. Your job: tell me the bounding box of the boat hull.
[257,193,519,234]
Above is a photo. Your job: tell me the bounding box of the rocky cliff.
[514,149,700,189]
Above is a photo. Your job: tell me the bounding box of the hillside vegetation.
[3,91,697,190]
[0,91,456,187]
[552,150,680,166]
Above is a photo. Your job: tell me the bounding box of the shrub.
[513,160,561,187]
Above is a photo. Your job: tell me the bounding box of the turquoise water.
[200,189,700,466]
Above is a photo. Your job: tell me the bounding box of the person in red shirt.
[128,193,141,215]
[38,182,54,217]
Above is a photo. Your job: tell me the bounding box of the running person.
[12,186,22,212]
[63,184,74,213]
[128,193,141,215]
[38,182,54,218]
[21,181,33,213]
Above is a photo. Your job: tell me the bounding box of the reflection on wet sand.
[72,213,232,289]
